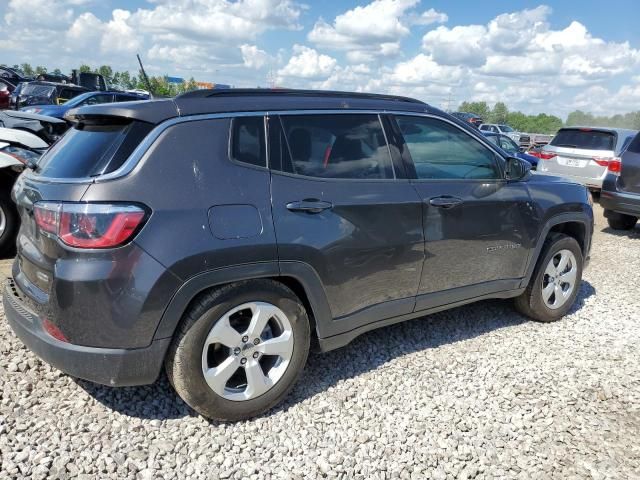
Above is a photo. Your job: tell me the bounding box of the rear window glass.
[21,84,56,99]
[36,120,152,178]
[550,129,615,151]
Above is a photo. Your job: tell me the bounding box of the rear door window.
[277,114,394,180]
[550,129,615,150]
[36,120,153,178]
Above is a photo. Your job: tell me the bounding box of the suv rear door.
[269,113,424,335]
[620,132,640,194]
[390,114,536,310]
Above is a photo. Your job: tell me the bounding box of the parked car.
[0,66,32,86]
[482,131,539,169]
[13,81,88,109]
[479,123,525,145]
[0,127,48,254]
[450,111,483,127]
[0,109,69,143]
[538,127,638,190]
[0,81,10,110]
[21,90,149,119]
[5,89,593,421]
[600,130,640,230]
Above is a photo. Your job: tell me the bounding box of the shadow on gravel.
[76,280,596,422]
[600,226,640,239]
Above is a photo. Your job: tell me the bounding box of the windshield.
[550,129,615,151]
[499,125,514,132]
[21,84,56,98]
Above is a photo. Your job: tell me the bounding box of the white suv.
[479,124,529,147]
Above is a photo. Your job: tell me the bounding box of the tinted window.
[79,94,113,106]
[230,116,266,168]
[278,114,393,179]
[550,129,615,151]
[396,116,501,180]
[627,132,640,154]
[499,136,519,154]
[37,120,152,178]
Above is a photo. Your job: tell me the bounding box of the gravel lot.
[1,203,639,480]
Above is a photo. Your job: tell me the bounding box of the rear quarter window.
[626,133,640,154]
[550,129,615,151]
[36,120,153,178]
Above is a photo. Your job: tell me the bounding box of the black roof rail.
[176,88,426,105]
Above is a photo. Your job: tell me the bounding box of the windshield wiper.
[554,144,578,148]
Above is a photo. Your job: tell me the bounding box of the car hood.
[2,109,66,125]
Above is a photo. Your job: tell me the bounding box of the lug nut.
[233,347,241,355]
[242,335,249,343]
[253,352,259,359]
[253,338,260,345]
[240,358,247,365]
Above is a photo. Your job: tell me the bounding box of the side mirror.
[504,156,531,181]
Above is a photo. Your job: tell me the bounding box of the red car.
[0,81,11,110]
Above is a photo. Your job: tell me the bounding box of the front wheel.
[514,233,583,322]
[165,280,310,421]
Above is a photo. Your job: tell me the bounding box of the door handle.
[286,199,333,214]
[428,196,464,209]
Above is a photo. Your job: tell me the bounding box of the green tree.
[490,102,509,124]
[458,101,490,119]
[20,63,34,76]
[79,64,92,73]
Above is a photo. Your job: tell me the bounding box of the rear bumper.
[537,170,604,189]
[600,190,640,217]
[3,279,170,387]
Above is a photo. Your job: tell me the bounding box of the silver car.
[538,127,638,189]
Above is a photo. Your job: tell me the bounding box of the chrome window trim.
[29,108,506,184]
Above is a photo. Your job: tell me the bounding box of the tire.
[606,212,637,230]
[0,190,19,257]
[165,279,310,421]
[514,233,583,323]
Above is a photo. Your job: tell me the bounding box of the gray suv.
[4,89,594,421]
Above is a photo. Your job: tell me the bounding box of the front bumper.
[3,279,170,387]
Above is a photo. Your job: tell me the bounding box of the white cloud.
[423,25,487,67]
[412,8,448,26]
[308,0,422,61]
[240,45,272,70]
[278,45,337,80]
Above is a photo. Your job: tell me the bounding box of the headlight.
[1,145,41,166]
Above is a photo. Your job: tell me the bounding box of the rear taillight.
[592,157,611,167]
[606,158,622,175]
[539,152,557,160]
[34,202,147,249]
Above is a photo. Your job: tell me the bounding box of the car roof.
[70,88,434,124]
[23,81,88,91]
[559,126,637,136]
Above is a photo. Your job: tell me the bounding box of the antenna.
[137,53,153,97]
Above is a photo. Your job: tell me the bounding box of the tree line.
[458,101,640,133]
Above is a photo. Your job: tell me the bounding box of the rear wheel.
[605,211,637,230]
[165,280,310,421]
[514,233,583,322]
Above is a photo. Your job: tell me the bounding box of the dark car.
[482,131,540,169]
[451,111,483,127]
[21,90,149,119]
[14,81,88,109]
[5,89,593,421]
[600,130,640,230]
[0,66,32,86]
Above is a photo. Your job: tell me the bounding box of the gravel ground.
[1,203,639,480]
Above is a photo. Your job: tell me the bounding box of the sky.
[1,0,639,119]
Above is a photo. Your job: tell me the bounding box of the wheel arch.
[153,261,333,343]
[521,212,592,288]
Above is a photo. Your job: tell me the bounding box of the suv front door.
[269,113,424,336]
[390,114,536,310]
